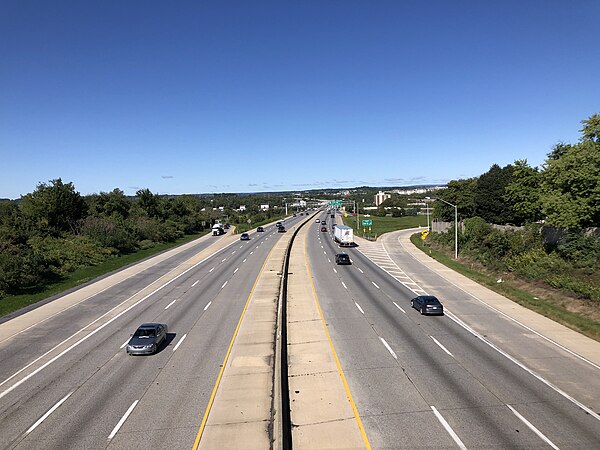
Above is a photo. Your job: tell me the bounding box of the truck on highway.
[334,225,354,247]
[212,223,225,236]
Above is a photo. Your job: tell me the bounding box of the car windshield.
[134,328,156,338]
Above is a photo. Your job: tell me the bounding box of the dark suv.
[335,253,351,265]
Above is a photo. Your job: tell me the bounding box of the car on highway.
[240,233,250,240]
[335,253,351,265]
[410,295,444,315]
[315,219,320,223]
[320,226,327,232]
[278,225,286,232]
[257,226,264,232]
[126,323,168,355]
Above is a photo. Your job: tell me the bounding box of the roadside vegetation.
[391,114,600,341]
[0,183,302,317]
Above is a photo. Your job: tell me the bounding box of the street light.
[426,196,458,259]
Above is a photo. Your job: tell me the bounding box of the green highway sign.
[328,200,343,206]
[362,219,372,226]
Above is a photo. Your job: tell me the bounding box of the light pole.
[427,196,458,259]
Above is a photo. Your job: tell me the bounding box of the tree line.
[425,114,600,303]
[0,184,291,297]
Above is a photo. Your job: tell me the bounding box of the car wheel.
[410,300,414,308]
[420,307,425,315]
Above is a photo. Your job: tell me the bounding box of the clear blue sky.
[1,0,598,199]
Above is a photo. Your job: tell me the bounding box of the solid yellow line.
[191,242,279,449]
[303,232,372,450]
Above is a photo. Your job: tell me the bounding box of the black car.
[278,226,286,232]
[410,296,444,315]
[335,253,351,265]
[126,323,168,355]
[276,221,282,227]
[240,233,250,240]
[320,226,327,232]
[257,226,264,232]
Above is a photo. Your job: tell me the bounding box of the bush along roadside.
[411,232,600,343]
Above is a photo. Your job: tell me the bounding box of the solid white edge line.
[365,234,600,424]
[355,302,365,314]
[507,405,559,449]
[431,405,468,450]
[379,337,397,359]
[394,233,600,371]
[430,336,454,357]
[393,302,406,314]
[164,299,177,310]
[0,237,241,398]
[120,339,129,349]
[173,333,187,352]
[446,310,600,422]
[191,280,199,287]
[26,391,73,434]
[221,281,228,289]
[204,301,212,311]
[108,400,139,440]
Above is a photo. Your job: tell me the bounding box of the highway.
[306,210,600,448]
[1,209,599,449]
[0,215,304,449]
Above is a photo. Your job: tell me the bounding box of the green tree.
[579,113,600,143]
[434,178,476,221]
[541,139,600,229]
[87,188,130,219]
[20,179,87,234]
[474,164,516,224]
[504,159,543,225]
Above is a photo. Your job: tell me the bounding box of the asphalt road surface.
[0,216,304,450]
[308,212,600,449]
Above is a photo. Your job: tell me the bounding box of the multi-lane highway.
[306,210,600,449]
[1,209,599,449]
[0,215,305,449]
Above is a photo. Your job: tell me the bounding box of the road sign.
[420,230,429,240]
[328,200,342,206]
[362,219,372,226]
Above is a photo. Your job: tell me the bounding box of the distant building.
[260,204,269,211]
[238,205,246,212]
[374,191,391,206]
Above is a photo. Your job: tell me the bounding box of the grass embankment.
[411,234,600,342]
[342,215,426,238]
[0,231,208,318]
